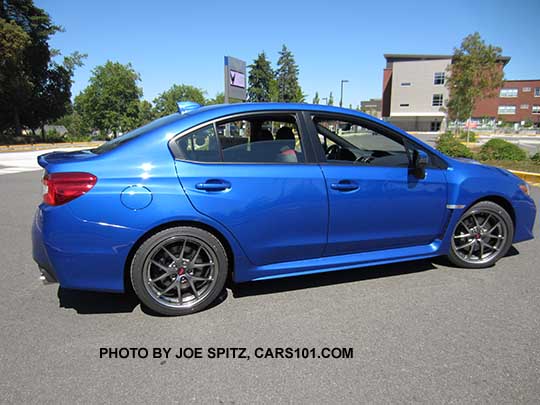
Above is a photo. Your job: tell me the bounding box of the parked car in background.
[33,102,536,315]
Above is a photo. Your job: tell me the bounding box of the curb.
[509,170,540,187]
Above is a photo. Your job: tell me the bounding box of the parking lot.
[1,170,539,403]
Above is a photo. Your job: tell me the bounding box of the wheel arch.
[466,195,516,226]
[123,220,235,293]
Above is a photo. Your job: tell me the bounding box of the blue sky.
[36,0,540,107]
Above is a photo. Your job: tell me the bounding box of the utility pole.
[339,79,349,107]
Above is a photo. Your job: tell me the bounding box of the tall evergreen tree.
[328,92,334,105]
[276,45,303,103]
[312,91,320,104]
[247,52,274,102]
[0,0,84,137]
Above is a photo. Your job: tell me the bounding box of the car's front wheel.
[130,226,228,316]
[447,201,514,268]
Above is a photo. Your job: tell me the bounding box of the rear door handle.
[195,180,231,191]
[330,180,359,192]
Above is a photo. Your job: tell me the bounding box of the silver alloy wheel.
[143,236,218,308]
[451,209,508,265]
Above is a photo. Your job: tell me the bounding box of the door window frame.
[168,111,318,164]
[301,111,447,170]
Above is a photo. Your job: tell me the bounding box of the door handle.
[195,180,231,191]
[330,180,359,192]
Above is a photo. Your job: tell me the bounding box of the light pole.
[339,79,349,107]
[322,97,328,105]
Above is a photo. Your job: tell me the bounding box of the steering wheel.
[326,144,341,160]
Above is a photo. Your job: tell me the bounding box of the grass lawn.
[480,159,540,173]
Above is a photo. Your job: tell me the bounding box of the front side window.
[434,72,445,85]
[313,117,410,167]
[500,88,518,98]
[498,105,516,115]
[532,105,540,114]
[432,94,443,107]
[535,88,540,97]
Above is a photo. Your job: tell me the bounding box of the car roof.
[186,102,371,118]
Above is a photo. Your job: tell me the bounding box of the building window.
[430,121,441,131]
[535,88,540,97]
[432,94,443,107]
[434,72,445,85]
[523,87,531,92]
[400,82,412,87]
[399,103,409,107]
[532,105,540,114]
[499,88,518,97]
[520,104,529,109]
[498,105,516,115]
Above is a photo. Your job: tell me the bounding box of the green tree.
[446,32,504,123]
[328,92,334,106]
[248,52,274,102]
[0,0,83,137]
[75,61,142,137]
[207,92,224,105]
[137,100,155,126]
[153,84,206,117]
[276,45,303,102]
[312,91,320,104]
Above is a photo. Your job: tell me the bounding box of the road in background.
[0,170,539,403]
[0,148,85,175]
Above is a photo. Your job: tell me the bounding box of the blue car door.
[171,112,329,266]
[309,114,448,256]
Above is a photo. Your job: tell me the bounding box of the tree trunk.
[41,123,46,142]
[14,109,22,137]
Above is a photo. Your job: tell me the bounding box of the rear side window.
[216,117,304,163]
[174,124,221,162]
[173,114,305,164]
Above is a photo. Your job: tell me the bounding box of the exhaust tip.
[39,267,57,284]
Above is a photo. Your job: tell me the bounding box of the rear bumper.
[31,204,140,293]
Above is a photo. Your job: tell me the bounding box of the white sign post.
[224,56,247,103]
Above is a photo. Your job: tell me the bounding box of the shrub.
[478,139,527,161]
[531,152,540,163]
[457,130,477,143]
[436,133,474,158]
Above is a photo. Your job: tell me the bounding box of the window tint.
[175,124,220,162]
[216,116,304,163]
[314,117,410,167]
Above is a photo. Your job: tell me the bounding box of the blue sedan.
[32,102,536,315]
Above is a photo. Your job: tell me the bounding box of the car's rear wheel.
[447,201,514,268]
[130,226,228,316]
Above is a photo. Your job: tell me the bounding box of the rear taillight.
[42,172,97,206]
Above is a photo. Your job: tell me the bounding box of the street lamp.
[339,79,349,107]
[322,97,328,105]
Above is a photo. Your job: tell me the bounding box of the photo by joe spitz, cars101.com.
[32,101,536,316]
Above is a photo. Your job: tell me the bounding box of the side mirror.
[413,149,428,179]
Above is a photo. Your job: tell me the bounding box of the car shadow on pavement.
[230,258,437,298]
[58,288,139,314]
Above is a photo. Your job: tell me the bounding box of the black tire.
[447,201,514,268]
[130,226,228,316]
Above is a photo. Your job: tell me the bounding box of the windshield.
[92,114,180,154]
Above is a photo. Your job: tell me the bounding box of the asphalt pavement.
[1,171,539,403]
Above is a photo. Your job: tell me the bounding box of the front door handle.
[330,180,359,192]
[195,180,231,192]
